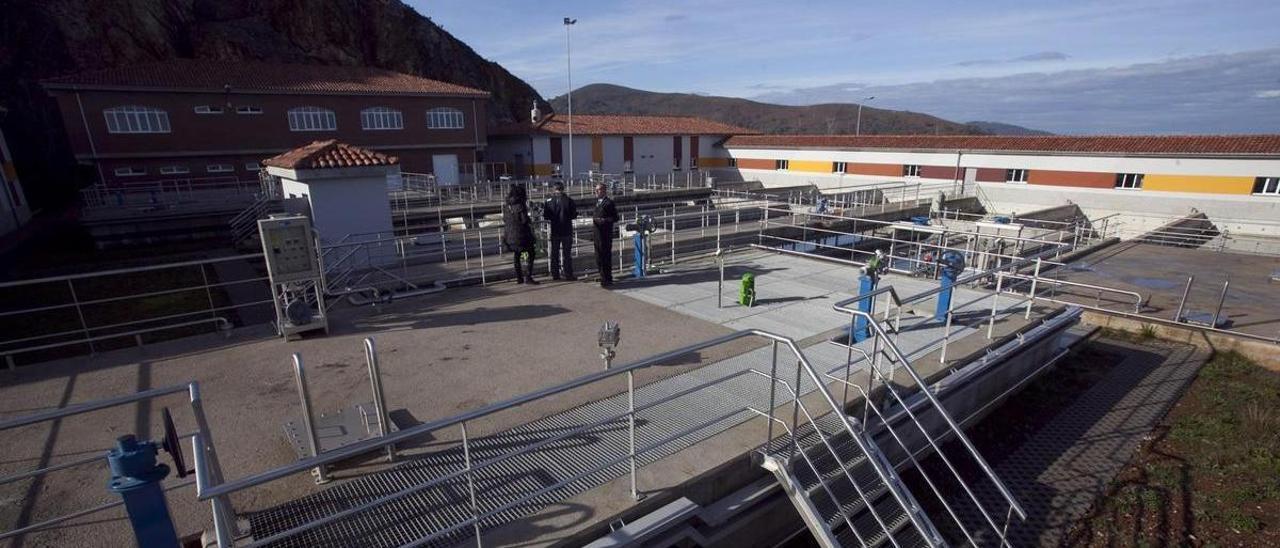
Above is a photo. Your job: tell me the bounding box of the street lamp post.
[855,95,876,136]
[564,17,577,184]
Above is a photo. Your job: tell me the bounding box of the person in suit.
[591,183,619,287]
[543,182,578,280]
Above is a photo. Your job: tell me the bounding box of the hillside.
[965,121,1053,136]
[549,84,984,136]
[1,0,547,209]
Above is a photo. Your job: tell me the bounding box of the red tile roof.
[43,60,488,97]
[263,140,399,170]
[492,114,759,136]
[723,134,1280,156]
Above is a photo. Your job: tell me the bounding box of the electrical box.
[259,215,321,284]
[258,214,328,339]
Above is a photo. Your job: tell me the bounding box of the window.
[728,157,737,168]
[206,164,234,173]
[114,167,147,177]
[194,105,224,114]
[426,107,464,129]
[103,106,170,134]
[1006,168,1028,183]
[361,107,404,130]
[833,161,847,174]
[245,162,262,172]
[1115,173,1144,189]
[159,166,190,175]
[287,107,336,131]
[236,106,263,115]
[903,165,921,177]
[1255,177,1280,195]
[775,159,789,170]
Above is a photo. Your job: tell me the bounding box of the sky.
[415,0,1280,134]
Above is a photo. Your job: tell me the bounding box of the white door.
[963,167,977,194]
[432,154,459,186]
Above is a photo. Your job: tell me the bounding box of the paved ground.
[0,276,742,548]
[956,338,1210,546]
[1049,242,1280,339]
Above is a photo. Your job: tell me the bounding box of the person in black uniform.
[543,182,578,280]
[591,183,619,287]
[502,184,538,284]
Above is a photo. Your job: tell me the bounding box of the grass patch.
[1069,351,1280,545]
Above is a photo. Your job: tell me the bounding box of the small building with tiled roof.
[264,140,398,244]
[719,133,1280,230]
[43,60,488,187]
[487,109,759,179]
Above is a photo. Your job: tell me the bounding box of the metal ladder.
[228,193,280,247]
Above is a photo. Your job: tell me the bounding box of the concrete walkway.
[248,252,1038,547]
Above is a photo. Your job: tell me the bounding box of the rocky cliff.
[0,0,548,208]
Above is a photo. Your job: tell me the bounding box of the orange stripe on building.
[789,160,832,173]
[736,158,776,170]
[849,163,901,177]
[591,136,603,165]
[1143,174,1255,194]
[1026,169,1114,189]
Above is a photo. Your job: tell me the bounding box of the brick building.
[43,60,489,188]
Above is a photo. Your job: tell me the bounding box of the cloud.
[750,48,1280,134]
[955,51,1069,67]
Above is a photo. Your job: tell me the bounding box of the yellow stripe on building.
[789,160,833,173]
[532,164,554,176]
[1143,174,1255,195]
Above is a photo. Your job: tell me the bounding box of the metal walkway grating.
[248,295,1013,547]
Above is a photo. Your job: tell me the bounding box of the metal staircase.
[753,380,944,548]
[228,193,281,247]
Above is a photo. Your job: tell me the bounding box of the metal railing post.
[989,274,1003,339]
[292,354,329,483]
[1174,275,1193,322]
[790,359,803,460]
[66,280,95,353]
[940,295,955,364]
[460,422,483,547]
[364,338,395,461]
[1025,258,1041,319]
[627,370,642,501]
[478,229,487,285]
[1211,278,1230,328]
[766,341,778,446]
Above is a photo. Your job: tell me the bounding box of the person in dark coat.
[502,184,538,284]
[543,181,578,280]
[591,183,619,287]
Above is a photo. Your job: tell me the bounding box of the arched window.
[426,107,464,129]
[361,107,404,130]
[103,106,170,134]
[287,107,337,131]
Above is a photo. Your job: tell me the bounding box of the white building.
[487,112,755,180]
[720,134,1280,234]
[263,140,397,245]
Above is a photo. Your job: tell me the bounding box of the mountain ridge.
[547,83,1045,136]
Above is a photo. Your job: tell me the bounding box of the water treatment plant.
[2,39,1280,548]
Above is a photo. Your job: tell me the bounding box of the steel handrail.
[199,329,801,499]
[747,370,937,547]
[234,367,762,548]
[835,308,1027,522]
[998,271,1145,313]
[824,372,981,547]
[746,408,869,546]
